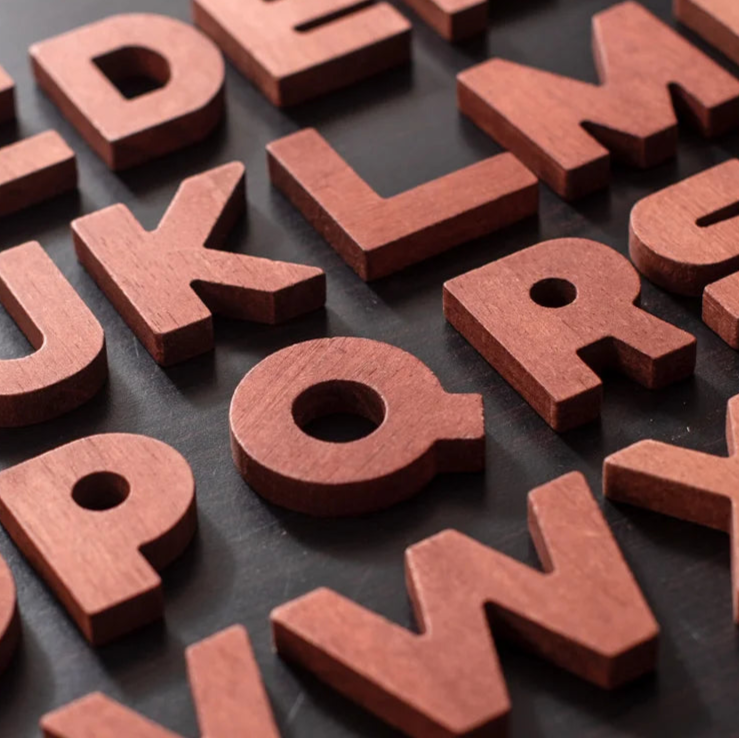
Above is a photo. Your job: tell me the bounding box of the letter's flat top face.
[4,0,739,736]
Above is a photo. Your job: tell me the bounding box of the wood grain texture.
[0,131,77,218]
[230,336,484,516]
[0,434,196,645]
[605,394,739,621]
[676,0,739,65]
[272,472,659,737]
[30,13,225,170]
[41,626,278,738]
[192,0,411,107]
[0,65,15,124]
[42,693,177,738]
[704,271,739,348]
[630,160,739,296]
[72,162,326,366]
[0,242,107,426]
[629,160,739,349]
[267,128,538,281]
[457,1,739,200]
[444,238,697,431]
[186,625,280,738]
[399,0,486,40]
[0,554,19,677]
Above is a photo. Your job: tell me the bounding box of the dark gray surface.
[0,0,738,735]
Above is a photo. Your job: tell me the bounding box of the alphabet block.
[457,1,739,199]
[0,434,196,645]
[0,242,107,426]
[40,625,278,737]
[72,163,325,366]
[272,472,658,736]
[676,0,739,66]
[193,0,411,106]
[605,394,739,620]
[30,14,225,169]
[230,337,484,516]
[444,238,696,431]
[267,128,538,280]
[630,160,739,348]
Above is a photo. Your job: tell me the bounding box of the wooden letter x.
[272,472,658,736]
[72,162,325,366]
[0,66,77,218]
[457,1,739,199]
[41,625,279,737]
[267,128,538,280]
[605,394,739,621]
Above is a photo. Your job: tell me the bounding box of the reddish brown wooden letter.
[192,0,411,106]
[272,472,659,736]
[676,0,739,65]
[30,14,225,170]
[0,67,77,217]
[72,163,325,366]
[230,337,484,516]
[605,394,739,621]
[629,160,739,348]
[0,242,107,426]
[630,160,739,296]
[0,131,77,218]
[0,434,196,645]
[444,238,696,431]
[267,128,538,280]
[41,625,279,737]
[457,1,739,199]
[400,0,486,40]
[0,555,19,676]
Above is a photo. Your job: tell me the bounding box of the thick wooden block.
[272,472,658,736]
[193,0,410,106]
[41,625,278,737]
[72,162,325,366]
[31,14,225,169]
[444,238,696,431]
[0,434,196,645]
[676,0,739,65]
[0,242,106,426]
[457,1,739,199]
[267,128,538,280]
[0,66,15,123]
[605,394,739,620]
[0,131,77,218]
[230,337,484,516]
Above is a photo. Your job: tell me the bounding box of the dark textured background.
[1,0,738,735]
